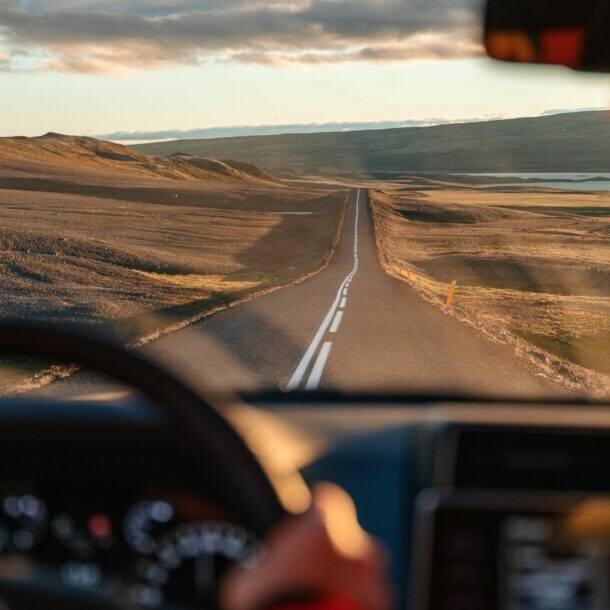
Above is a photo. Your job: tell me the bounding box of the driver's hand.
[220,483,393,610]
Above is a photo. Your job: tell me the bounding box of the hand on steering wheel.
[221,483,393,610]
[0,322,393,610]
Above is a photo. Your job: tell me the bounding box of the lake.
[457,173,610,192]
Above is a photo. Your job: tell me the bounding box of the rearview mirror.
[484,0,610,72]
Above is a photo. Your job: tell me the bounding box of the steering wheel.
[0,320,287,609]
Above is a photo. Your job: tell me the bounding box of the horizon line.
[98,107,607,145]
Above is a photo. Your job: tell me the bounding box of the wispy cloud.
[0,0,482,74]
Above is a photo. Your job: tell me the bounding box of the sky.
[0,0,608,138]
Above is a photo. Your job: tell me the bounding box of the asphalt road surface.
[135,188,563,398]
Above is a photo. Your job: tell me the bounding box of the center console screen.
[414,491,610,610]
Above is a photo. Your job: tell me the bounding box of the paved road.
[135,189,563,398]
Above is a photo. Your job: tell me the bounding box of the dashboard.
[0,485,256,609]
[254,394,610,610]
[0,400,260,610]
[1,392,610,610]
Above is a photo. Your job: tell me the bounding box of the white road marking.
[343,288,349,296]
[329,311,344,334]
[286,189,361,391]
[339,297,347,309]
[304,342,333,390]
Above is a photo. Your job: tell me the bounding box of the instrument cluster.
[0,488,258,609]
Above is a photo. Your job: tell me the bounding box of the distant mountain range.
[100,108,605,144]
[130,110,610,176]
[100,117,506,143]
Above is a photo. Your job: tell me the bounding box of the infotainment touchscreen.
[414,491,610,610]
[501,514,598,610]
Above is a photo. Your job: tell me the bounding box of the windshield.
[0,0,609,399]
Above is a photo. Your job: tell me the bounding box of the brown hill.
[0,133,278,183]
[0,132,345,335]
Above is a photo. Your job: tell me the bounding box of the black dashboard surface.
[0,398,258,610]
[252,393,610,610]
[1,393,610,610]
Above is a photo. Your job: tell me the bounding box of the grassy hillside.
[131,111,610,177]
[0,133,278,183]
[0,135,346,330]
[370,186,610,393]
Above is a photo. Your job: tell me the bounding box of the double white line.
[286,189,361,391]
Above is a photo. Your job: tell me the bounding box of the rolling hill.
[0,133,278,183]
[0,133,345,330]
[131,111,610,177]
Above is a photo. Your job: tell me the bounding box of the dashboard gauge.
[124,500,176,555]
[49,511,118,592]
[128,521,259,609]
[51,512,115,555]
[0,494,48,553]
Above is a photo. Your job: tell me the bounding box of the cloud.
[0,0,482,74]
[231,29,484,65]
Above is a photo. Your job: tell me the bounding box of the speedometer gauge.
[128,521,259,609]
[0,494,48,553]
[124,500,176,555]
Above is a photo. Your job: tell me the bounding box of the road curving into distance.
[142,189,566,398]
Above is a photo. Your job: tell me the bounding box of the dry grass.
[133,272,261,291]
[370,184,610,396]
[0,133,278,182]
[0,135,347,330]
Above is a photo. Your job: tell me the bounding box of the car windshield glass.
[0,0,609,400]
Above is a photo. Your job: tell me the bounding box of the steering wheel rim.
[0,320,286,535]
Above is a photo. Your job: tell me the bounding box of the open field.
[132,111,610,177]
[0,134,347,341]
[370,182,610,394]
